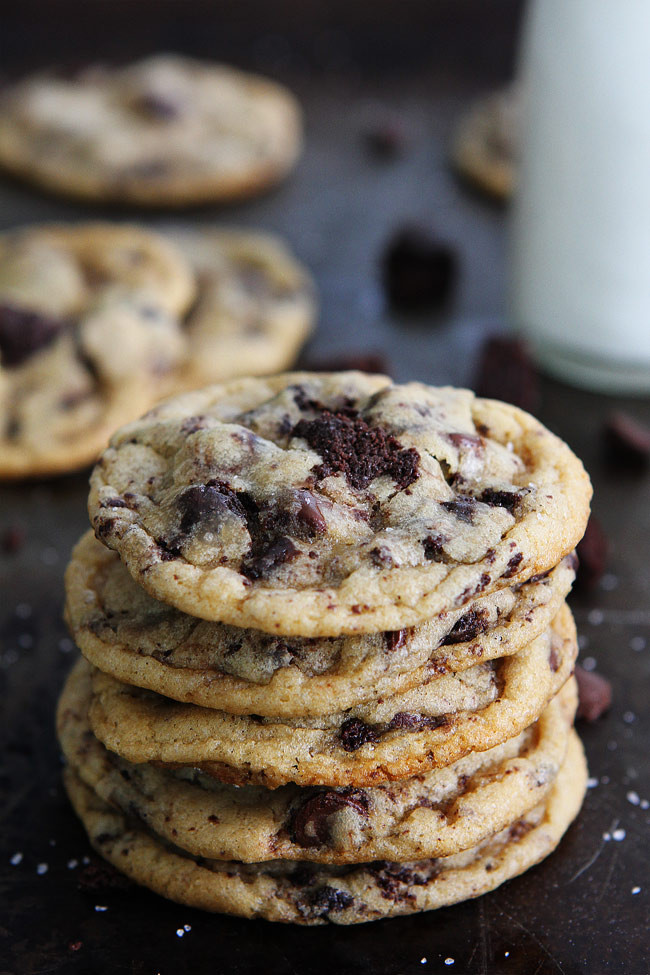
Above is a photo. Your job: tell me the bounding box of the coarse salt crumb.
[67,859,79,869]
[612,828,626,841]
[600,573,618,591]
[420,959,427,965]
[587,777,599,789]
[58,638,74,653]
[36,863,48,875]
[581,656,597,671]
[601,776,610,785]
[641,799,649,810]
[82,856,90,864]
[94,905,108,913]
[444,960,455,967]
[10,852,23,865]
[627,791,640,806]
[623,711,636,724]
[588,609,604,625]
[632,886,641,895]
[630,636,646,651]
[41,547,59,565]
[176,928,185,938]
[183,924,191,932]
[505,952,510,957]
[603,832,611,842]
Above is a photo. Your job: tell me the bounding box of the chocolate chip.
[133,91,181,120]
[176,482,247,534]
[381,227,458,311]
[575,517,607,590]
[370,545,393,567]
[423,534,447,560]
[576,665,612,722]
[385,629,407,651]
[473,336,540,414]
[241,536,298,580]
[502,552,523,579]
[441,497,476,524]
[291,789,369,848]
[339,717,379,752]
[364,120,406,159]
[603,411,650,469]
[293,410,419,491]
[478,488,521,512]
[2,525,25,553]
[272,489,327,539]
[302,351,390,375]
[388,711,447,732]
[306,886,354,916]
[442,607,490,645]
[0,302,66,367]
[509,819,534,841]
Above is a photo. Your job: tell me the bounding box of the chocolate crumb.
[603,411,650,469]
[502,552,523,579]
[423,534,447,560]
[307,885,354,916]
[0,302,66,367]
[478,488,521,512]
[473,336,540,414]
[576,665,612,722]
[381,227,458,311]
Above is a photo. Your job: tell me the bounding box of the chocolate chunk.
[241,536,298,580]
[176,482,248,534]
[0,302,66,367]
[478,488,521,512]
[473,336,540,414]
[385,629,407,651]
[442,607,490,645]
[271,489,327,540]
[448,432,484,453]
[133,91,181,120]
[2,525,25,553]
[441,497,476,524]
[381,227,458,311]
[371,861,433,900]
[339,717,379,752]
[302,351,389,375]
[293,410,419,491]
[388,711,447,732]
[307,886,354,916]
[423,534,447,560]
[576,665,612,722]
[364,120,406,159]
[291,789,368,848]
[603,411,650,469]
[502,551,523,578]
[370,545,393,567]
[575,517,607,590]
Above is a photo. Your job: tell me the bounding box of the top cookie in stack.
[60,371,592,924]
[87,371,590,635]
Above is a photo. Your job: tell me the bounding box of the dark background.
[1,3,649,974]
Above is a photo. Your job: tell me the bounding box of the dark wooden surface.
[1,12,650,975]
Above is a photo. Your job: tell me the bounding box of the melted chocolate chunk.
[177,482,247,534]
[293,410,419,491]
[291,789,369,848]
[478,488,521,512]
[575,517,607,590]
[441,497,476,524]
[306,886,354,916]
[0,302,66,367]
[576,665,612,722]
[339,717,379,752]
[385,629,407,651]
[271,489,327,540]
[502,551,523,578]
[381,227,458,311]
[241,536,298,580]
[442,607,490,645]
[473,336,540,414]
[422,534,447,560]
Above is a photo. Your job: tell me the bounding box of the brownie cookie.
[58,660,576,864]
[62,732,587,924]
[88,372,591,635]
[452,88,518,201]
[0,56,302,206]
[86,605,577,788]
[0,223,195,478]
[167,229,315,391]
[66,531,576,717]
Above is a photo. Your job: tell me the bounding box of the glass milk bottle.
[510,0,650,393]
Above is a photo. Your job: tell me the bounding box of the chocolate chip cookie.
[88,372,591,635]
[0,56,302,206]
[452,87,518,200]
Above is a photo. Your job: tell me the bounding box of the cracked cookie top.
[88,372,591,635]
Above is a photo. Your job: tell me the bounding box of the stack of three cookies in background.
[57,371,592,925]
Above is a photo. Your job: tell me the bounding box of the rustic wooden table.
[1,12,649,973]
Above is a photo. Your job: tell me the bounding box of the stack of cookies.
[58,371,592,925]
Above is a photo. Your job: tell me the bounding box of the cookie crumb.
[67,858,79,868]
[444,959,455,967]
[94,905,108,912]
[612,828,626,841]
[632,886,641,895]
